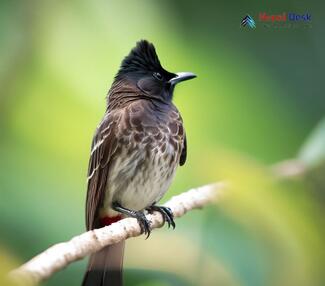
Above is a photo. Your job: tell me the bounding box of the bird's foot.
[146,205,175,229]
[112,202,152,238]
[133,210,151,238]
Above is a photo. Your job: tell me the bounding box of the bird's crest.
[116,40,164,77]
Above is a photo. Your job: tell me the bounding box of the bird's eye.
[153,72,163,81]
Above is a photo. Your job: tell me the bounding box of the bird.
[82,40,196,286]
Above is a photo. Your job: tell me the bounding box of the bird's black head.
[115,40,196,101]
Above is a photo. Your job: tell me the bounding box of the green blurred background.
[1,0,325,285]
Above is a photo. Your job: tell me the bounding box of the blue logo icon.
[241,15,256,28]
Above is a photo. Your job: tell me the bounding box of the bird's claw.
[147,205,176,229]
[134,211,151,239]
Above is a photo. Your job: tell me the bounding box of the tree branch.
[9,182,226,286]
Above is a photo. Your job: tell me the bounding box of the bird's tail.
[82,241,125,286]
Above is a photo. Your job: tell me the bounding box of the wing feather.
[180,134,187,166]
[86,114,118,230]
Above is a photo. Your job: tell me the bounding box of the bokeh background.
[1,1,325,285]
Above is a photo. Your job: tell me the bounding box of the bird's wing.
[180,134,187,166]
[86,113,119,230]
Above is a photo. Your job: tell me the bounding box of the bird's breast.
[101,119,183,216]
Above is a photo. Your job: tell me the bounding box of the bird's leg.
[146,204,176,229]
[112,202,151,238]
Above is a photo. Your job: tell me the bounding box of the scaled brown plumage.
[82,40,196,286]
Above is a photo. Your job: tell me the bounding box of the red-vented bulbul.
[82,40,196,286]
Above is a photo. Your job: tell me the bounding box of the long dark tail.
[82,241,125,286]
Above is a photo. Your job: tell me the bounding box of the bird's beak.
[169,72,197,86]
